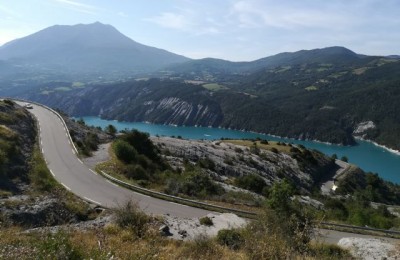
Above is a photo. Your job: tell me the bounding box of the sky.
[0,0,399,61]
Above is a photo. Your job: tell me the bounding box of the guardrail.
[320,221,400,236]
[100,170,257,218]
[5,97,400,238]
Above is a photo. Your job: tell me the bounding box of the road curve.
[21,102,211,218]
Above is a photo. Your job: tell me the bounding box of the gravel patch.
[83,143,111,169]
[162,213,247,240]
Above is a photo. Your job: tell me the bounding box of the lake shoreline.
[78,116,400,183]
[354,136,400,156]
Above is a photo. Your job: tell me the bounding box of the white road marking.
[169,201,189,207]
[66,133,68,137]
[84,197,101,205]
[72,149,75,154]
[78,159,83,164]
[50,169,55,177]
[106,180,119,187]
[89,169,98,175]
[61,183,71,191]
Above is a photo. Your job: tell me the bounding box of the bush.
[126,164,150,180]
[199,216,213,226]
[235,174,267,194]
[216,229,244,250]
[181,171,224,198]
[270,147,279,153]
[114,200,150,238]
[198,157,216,171]
[104,124,117,136]
[121,130,159,161]
[113,140,138,164]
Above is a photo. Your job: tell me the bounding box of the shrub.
[270,147,279,153]
[235,174,267,194]
[180,234,222,260]
[114,200,150,238]
[104,124,117,136]
[216,229,244,250]
[121,130,159,161]
[199,216,213,226]
[113,140,138,164]
[198,157,216,171]
[181,171,224,198]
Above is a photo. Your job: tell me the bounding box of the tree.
[267,180,295,214]
[341,156,348,162]
[105,124,117,136]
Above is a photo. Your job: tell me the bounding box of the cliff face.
[103,97,223,127]
[23,79,225,128]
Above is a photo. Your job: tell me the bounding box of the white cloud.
[117,11,128,18]
[54,0,99,15]
[145,12,189,30]
[144,3,223,36]
[230,0,351,30]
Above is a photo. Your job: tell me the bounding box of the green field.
[71,82,85,88]
[203,83,228,91]
[305,86,318,91]
[54,87,72,91]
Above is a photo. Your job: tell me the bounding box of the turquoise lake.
[80,116,400,184]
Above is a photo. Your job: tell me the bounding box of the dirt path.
[82,143,111,169]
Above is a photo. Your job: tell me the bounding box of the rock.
[159,224,171,236]
[338,237,400,260]
[178,230,188,238]
[5,197,78,228]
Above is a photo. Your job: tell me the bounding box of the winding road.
[19,101,210,218]
[15,100,399,246]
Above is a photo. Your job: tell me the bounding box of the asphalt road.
[21,102,211,218]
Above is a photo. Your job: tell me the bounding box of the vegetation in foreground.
[0,198,352,260]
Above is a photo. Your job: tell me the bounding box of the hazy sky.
[1,0,399,61]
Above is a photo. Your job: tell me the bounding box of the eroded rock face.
[353,121,376,135]
[2,197,78,228]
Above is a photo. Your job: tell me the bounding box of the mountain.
[163,47,365,78]
[0,22,190,77]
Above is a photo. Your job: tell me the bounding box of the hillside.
[0,22,189,80]
[20,54,400,150]
[162,46,367,79]
[0,100,35,192]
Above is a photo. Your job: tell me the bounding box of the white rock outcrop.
[338,237,399,260]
